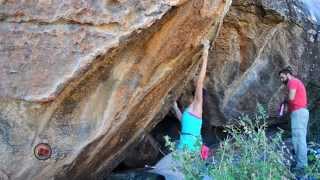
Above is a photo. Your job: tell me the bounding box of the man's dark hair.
[278,66,293,76]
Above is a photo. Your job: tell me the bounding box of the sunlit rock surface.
[1,0,320,179]
[0,0,232,179]
[200,0,320,126]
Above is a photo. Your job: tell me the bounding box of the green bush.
[164,136,208,180]
[165,104,294,180]
[306,142,320,178]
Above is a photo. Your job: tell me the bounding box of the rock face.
[0,0,232,179]
[1,0,320,179]
[200,0,320,126]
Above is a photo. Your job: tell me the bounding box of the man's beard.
[282,79,288,85]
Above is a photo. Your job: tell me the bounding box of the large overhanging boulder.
[0,0,232,179]
[197,0,320,127]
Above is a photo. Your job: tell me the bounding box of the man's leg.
[291,109,309,168]
[292,128,307,168]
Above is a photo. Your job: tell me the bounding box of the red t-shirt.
[287,78,307,112]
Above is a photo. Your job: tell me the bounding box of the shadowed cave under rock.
[110,107,227,177]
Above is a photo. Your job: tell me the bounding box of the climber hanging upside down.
[172,39,210,152]
[150,39,211,180]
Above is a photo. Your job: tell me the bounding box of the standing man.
[279,67,309,170]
